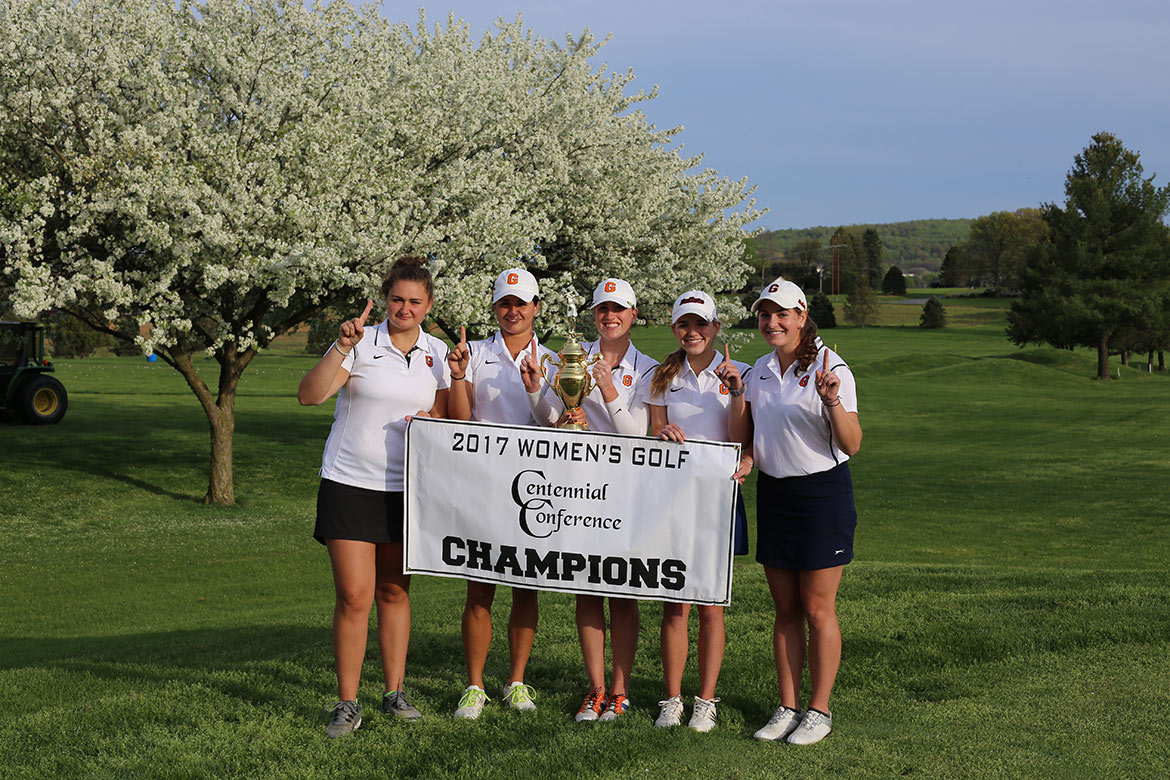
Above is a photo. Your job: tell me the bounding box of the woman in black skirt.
[726,278,862,746]
[298,257,450,737]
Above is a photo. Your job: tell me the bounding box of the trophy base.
[559,422,589,431]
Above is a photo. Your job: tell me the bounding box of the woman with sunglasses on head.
[298,256,450,737]
[645,290,752,734]
[568,278,659,724]
[725,278,862,746]
[445,267,562,719]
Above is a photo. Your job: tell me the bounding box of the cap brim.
[591,295,634,309]
[493,290,538,304]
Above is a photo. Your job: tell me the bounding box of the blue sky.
[377,1,1170,230]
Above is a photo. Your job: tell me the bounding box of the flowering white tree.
[0,0,763,504]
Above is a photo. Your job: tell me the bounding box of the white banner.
[404,418,740,605]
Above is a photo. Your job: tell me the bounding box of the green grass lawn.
[2,309,1169,779]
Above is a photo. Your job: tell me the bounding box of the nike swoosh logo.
[669,387,683,392]
[759,375,771,380]
[484,360,498,364]
[372,354,385,360]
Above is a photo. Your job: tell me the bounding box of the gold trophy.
[540,332,599,430]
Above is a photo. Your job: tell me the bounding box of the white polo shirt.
[320,323,451,492]
[467,331,561,425]
[646,352,752,443]
[579,339,659,434]
[745,345,858,479]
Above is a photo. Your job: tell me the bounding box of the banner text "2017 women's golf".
[405,419,740,605]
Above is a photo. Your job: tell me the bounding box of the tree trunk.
[1120,349,1129,367]
[1097,333,1110,380]
[169,344,254,504]
[1160,350,1166,371]
[1148,350,1155,372]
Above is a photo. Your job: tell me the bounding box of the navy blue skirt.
[755,463,856,570]
[733,487,748,556]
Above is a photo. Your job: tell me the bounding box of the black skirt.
[755,463,856,570]
[314,478,405,545]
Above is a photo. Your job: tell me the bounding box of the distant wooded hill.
[751,219,971,276]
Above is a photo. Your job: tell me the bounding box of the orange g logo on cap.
[590,278,637,309]
[492,267,540,304]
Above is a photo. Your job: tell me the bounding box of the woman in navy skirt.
[726,278,862,746]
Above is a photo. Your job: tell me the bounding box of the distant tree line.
[751,219,971,280]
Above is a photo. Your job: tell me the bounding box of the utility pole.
[827,243,847,296]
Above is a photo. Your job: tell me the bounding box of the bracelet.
[451,374,465,381]
[823,397,841,408]
[728,387,745,397]
[332,342,351,358]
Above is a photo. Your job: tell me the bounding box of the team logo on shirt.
[799,375,809,387]
[719,384,729,395]
[622,375,633,387]
[425,355,434,367]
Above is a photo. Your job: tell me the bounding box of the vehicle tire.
[18,374,68,424]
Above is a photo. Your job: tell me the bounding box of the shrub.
[809,291,837,329]
[920,296,946,328]
[46,311,115,358]
[844,284,878,326]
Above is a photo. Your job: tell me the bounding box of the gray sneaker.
[654,696,684,728]
[502,682,537,712]
[787,709,832,745]
[381,690,422,721]
[454,685,490,719]
[753,705,802,741]
[325,699,362,738]
[688,696,719,733]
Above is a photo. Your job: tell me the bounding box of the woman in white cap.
[570,278,660,724]
[645,290,752,733]
[445,267,562,719]
[297,256,450,737]
[725,277,862,745]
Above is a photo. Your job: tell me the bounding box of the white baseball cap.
[590,278,637,309]
[492,267,540,304]
[671,290,718,324]
[751,278,807,313]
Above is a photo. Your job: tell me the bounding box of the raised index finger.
[459,325,467,346]
[531,339,538,362]
[723,343,732,364]
[823,348,830,372]
[359,298,374,323]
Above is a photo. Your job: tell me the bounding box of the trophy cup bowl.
[540,333,598,430]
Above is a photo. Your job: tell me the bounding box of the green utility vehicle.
[1,321,68,424]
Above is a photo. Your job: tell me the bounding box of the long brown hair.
[795,315,820,374]
[381,256,433,299]
[649,348,687,400]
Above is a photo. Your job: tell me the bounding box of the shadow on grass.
[5,395,332,504]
